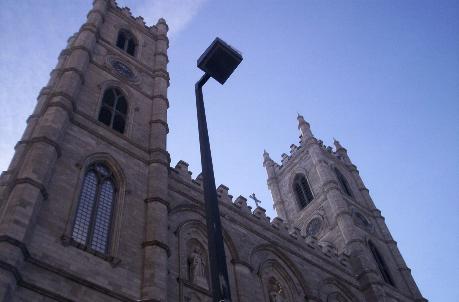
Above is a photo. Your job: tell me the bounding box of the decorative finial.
[156,18,169,33]
[263,149,270,157]
[333,138,344,150]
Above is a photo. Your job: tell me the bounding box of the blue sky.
[1,0,458,300]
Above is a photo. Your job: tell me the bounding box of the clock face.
[306,218,322,237]
[111,59,135,80]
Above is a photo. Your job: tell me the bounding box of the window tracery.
[71,163,116,254]
[293,174,313,209]
[98,87,128,133]
[268,277,287,302]
[116,29,137,56]
[368,241,395,286]
[334,168,352,197]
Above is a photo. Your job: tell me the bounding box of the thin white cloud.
[133,0,208,36]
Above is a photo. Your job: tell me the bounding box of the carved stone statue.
[269,279,285,302]
[188,247,208,289]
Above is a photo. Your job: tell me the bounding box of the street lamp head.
[197,37,243,85]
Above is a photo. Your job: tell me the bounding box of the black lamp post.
[195,38,243,302]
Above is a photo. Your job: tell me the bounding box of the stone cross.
[249,193,262,208]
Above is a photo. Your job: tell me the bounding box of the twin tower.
[0,1,426,301]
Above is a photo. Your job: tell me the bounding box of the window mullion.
[87,174,102,248]
[300,185,308,205]
[110,97,117,128]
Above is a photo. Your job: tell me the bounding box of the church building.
[0,1,427,301]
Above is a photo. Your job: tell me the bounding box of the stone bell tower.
[0,1,171,301]
[264,114,427,302]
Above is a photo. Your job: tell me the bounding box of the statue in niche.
[268,278,286,302]
[327,293,347,302]
[188,246,208,289]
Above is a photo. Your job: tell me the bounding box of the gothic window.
[293,174,313,209]
[334,168,352,197]
[116,30,136,56]
[72,163,116,254]
[355,212,370,228]
[98,88,128,133]
[368,241,395,286]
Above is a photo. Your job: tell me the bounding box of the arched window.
[98,88,128,133]
[335,168,352,197]
[293,174,313,209]
[72,163,117,254]
[368,241,395,286]
[116,30,136,56]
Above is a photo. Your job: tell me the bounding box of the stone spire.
[156,18,169,34]
[297,113,313,143]
[263,149,272,164]
[333,138,351,164]
[333,138,344,150]
[263,150,276,178]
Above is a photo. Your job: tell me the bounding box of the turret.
[263,115,427,301]
[333,138,351,164]
[262,150,290,222]
[263,150,276,178]
[297,113,313,143]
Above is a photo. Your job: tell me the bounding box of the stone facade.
[0,1,427,301]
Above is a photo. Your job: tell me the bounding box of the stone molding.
[16,136,62,158]
[13,178,48,200]
[144,197,170,211]
[151,94,169,108]
[46,91,77,113]
[142,240,171,257]
[60,67,85,85]
[231,259,254,272]
[149,119,169,133]
[79,23,98,35]
[67,45,93,61]
[87,8,106,22]
[60,235,121,267]
[147,158,170,168]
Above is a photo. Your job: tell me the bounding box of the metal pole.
[195,73,232,302]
